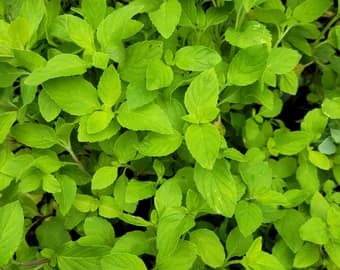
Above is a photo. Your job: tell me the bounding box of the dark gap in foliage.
[196,214,225,227]
[140,254,155,269]
[113,220,144,237]
[26,217,40,246]
[278,86,317,130]
[134,198,153,220]
[69,229,81,241]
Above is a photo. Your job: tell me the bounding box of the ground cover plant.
[1,0,340,269]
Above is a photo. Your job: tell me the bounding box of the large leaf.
[11,123,57,149]
[235,200,263,237]
[149,0,182,39]
[117,102,174,134]
[0,112,17,144]
[194,160,237,217]
[184,69,219,123]
[101,252,147,270]
[57,243,110,270]
[293,0,332,23]
[227,45,268,86]
[43,77,100,116]
[25,54,87,85]
[175,46,221,71]
[190,229,225,268]
[0,201,24,266]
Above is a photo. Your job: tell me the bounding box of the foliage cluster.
[1,0,340,269]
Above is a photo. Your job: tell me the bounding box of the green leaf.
[36,218,71,250]
[117,102,174,134]
[54,175,77,216]
[87,111,114,134]
[267,48,301,74]
[239,161,272,195]
[308,150,332,170]
[0,201,24,266]
[62,14,95,52]
[92,166,118,190]
[98,65,121,107]
[243,237,285,270]
[113,231,151,255]
[126,81,158,109]
[226,227,253,258]
[0,63,26,87]
[156,240,197,270]
[155,181,182,215]
[184,69,219,123]
[225,21,271,48]
[325,240,340,268]
[101,252,147,270]
[293,0,332,23]
[194,160,237,217]
[269,129,310,155]
[137,131,182,157]
[78,117,120,143]
[301,108,328,141]
[293,243,320,268]
[322,98,340,119]
[119,40,163,82]
[0,111,17,144]
[227,45,268,86]
[25,54,87,86]
[43,77,100,116]
[175,46,222,71]
[235,200,263,237]
[279,71,299,95]
[57,242,110,270]
[149,0,182,39]
[113,131,138,163]
[42,174,61,193]
[274,209,305,253]
[296,161,320,194]
[299,217,329,245]
[190,229,225,268]
[126,180,156,203]
[81,216,115,246]
[156,207,194,259]
[327,206,340,242]
[81,0,106,29]
[11,123,57,149]
[310,192,330,221]
[146,59,173,90]
[38,89,61,122]
[98,196,121,218]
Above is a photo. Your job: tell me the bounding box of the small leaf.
[101,252,147,270]
[175,46,221,71]
[0,201,24,266]
[322,98,340,119]
[117,102,174,134]
[299,217,329,245]
[293,243,320,268]
[137,131,182,157]
[293,0,332,23]
[146,59,173,90]
[185,124,221,169]
[11,123,57,149]
[87,111,114,134]
[0,111,17,144]
[149,0,182,39]
[98,65,121,107]
[227,45,268,86]
[92,166,118,190]
[43,77,100,116]
[38,89,61,122]
[25,54,87,86]
[184,69,219,123]
[226,227,253,258]
[267,48,301,74]
[190,229,225,268]
[235,200,263,237]
[54,175,77,216]
[194,160,237,217]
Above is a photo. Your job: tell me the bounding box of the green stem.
[224,259,243,267]
[313,14,340,45]
[274,25,292,47]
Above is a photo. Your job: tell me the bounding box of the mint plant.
[1,0,340,269]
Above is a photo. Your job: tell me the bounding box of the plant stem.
[16,258,49,267]
[314,14,340,45]
[224,259,243,267]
